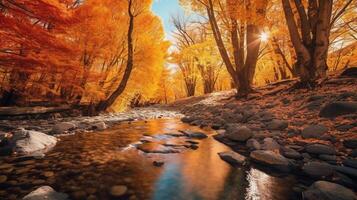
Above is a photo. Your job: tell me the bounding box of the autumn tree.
[0,0,167,112]
[0,0,78,105]
[281,0,354,86]
[181,0,268,96]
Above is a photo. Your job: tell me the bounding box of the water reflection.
[0,119,295,200]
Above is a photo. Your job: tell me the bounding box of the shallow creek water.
[0,119,296,200]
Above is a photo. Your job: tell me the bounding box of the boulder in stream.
[218,151,246,166]
[12,129,57,155]
[179,130,208,139]
[250,150,291,172]
[51,122,77,134]
[23,186,68,200]
[109,185,128,197]
[92,121,107,131]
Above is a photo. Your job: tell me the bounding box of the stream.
[0,119,296,200]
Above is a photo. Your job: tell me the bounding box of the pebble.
[110,185,128,197]
[0,175,7,184]
[153,161,164,167]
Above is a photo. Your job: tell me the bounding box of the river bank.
[171,72,357,199]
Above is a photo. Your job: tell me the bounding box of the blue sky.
[152,0,184,41]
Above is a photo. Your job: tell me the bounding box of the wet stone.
[153,161,164,167]
[250,150,290,172]
[218,151,246,166]
[23,186,69,200]
[109,185,128,197]
[32,179,46,185]
[179,130,208,139]
[43,171,55,177]
[137,143,180,154]
[0,163,14,170]
[72,191,87,200]
[0,175,7,184]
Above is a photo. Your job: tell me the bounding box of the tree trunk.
[312,0,332,78]
[96,0,135,112]
[282,0,332,86]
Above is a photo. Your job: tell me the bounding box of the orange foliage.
[0,0,168,110]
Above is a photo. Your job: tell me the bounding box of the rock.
[351,149,357,157]
[0,175,7,183]
[51,122,76,134]
[250,150,290,172]
[343,139,357,149]
[302,161,334,178]
[226,125,252,142]
[246,138,261,150]
[180,130,208,139]
[333,172,357,189]
[340,67,357,78]
[13,129,57,154]
[109,185,128,197]
[181,116,195,123]
[137,143,180,154]
[319,101,357,118]
[221,112,243,123]
[261,138,280,150]
[336,124,354,132]
[282,147,302,160]
[319,155,337,162]
[307,95,325,102]
[218,151,246,166]
[334,166,357,178]
[281,98,291,105]
[185,140,199,145]
[343,159,357,169]
[302,125,329,139]
[72,191,86,199]
[266,119,288,130]
[92,121,107,131]
[153,161,164,167]
[303,181,356,200]
[23,186,68,200]
[43,171,55,178]
[259,111,275,122]
[305,144,336,155]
